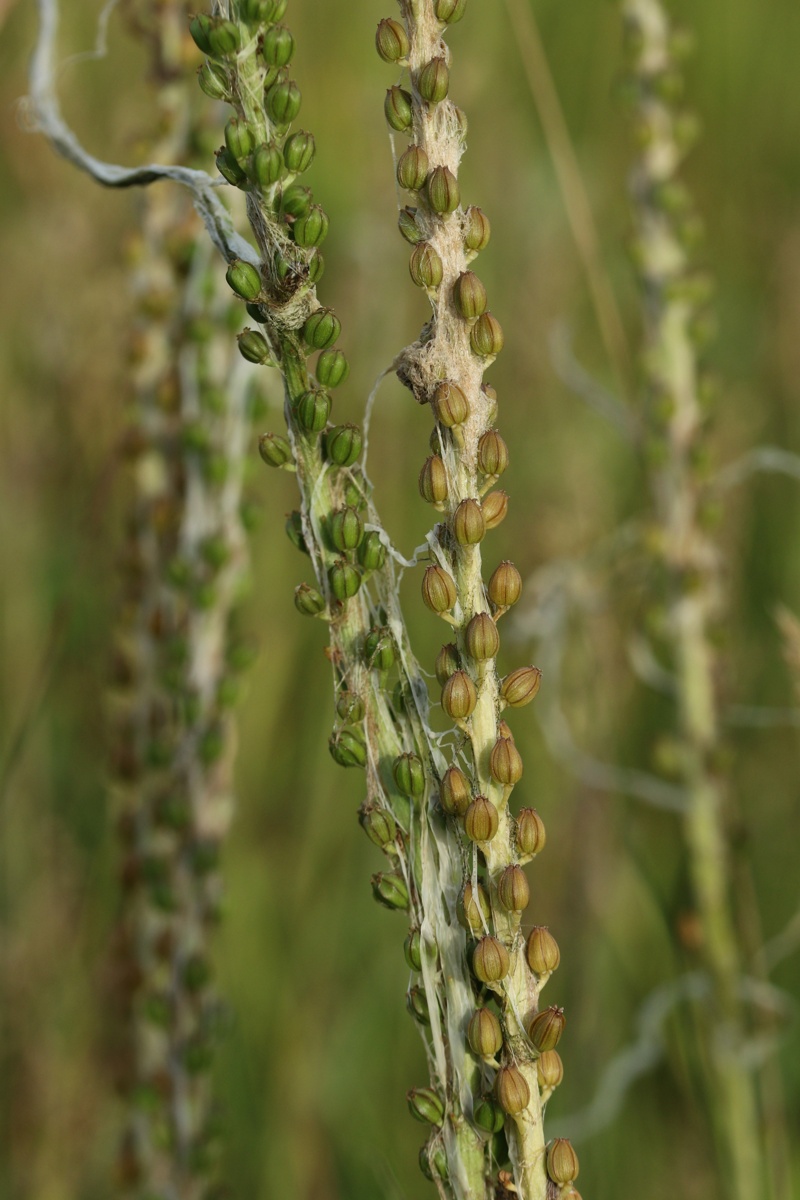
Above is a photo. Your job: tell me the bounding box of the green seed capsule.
[547,1139,580,1185]
[267,78,301,124]
[453,271,487,319]
[303,307,341,349]
[197,61,231,102]
[316,348,349,388]
[293,204,329,248]
[189,14,215,54]
[252,142,284,187]
[407,1086,444,1126]
[294,583,326,616]
[500,666,542,708]
[474,1096,505,1133]
[526,926,561,976]
[262,23,295,66]
[465,795,498,843]
[463,205,491,252]
[409,242,444,289]
[329,558,362,600]
[472,935,510,983]
[359,804,397,850]
[418,57,449,104]
[296,388,331,433]
[489,736,522,785]
[419,455,448,504]
[405,930,423,971]
[393,753,426,797]
[419,1140,449,1182]
[225,117,254,163]
[282,183,313,218]
[528,1005,566,1053]
[427,165,460,214]
[241,0,278,19]
[238,328,273,365]
[325,423,362,467]
[207,19,240,58]
[406,985,430,1025]
[398,206,424,244]
[432,381,469,427]
[422,564,457,614]
[284,130,316,173]
[307,249,325,283]
[376,17,410,63]
[516,808,546,857]
[453,498,486,545]
[435,0,467,22]
[226,259,262,301]
[471,311,504,357]
[358,531,386,572]
[397,145,430,191]
[465,612,499,661]
[440,765,470,817]
[495,1066,530,1115]
[258,432,292,467]
[329,726,367,767]
[497,864,530,912]
[468,1007,503,1058]
[364,626,395,670]
[385,86,414,132]
[336,690,365,723]
[330,506,363,551]
[373,870,410,911]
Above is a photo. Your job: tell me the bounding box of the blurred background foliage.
[1,1,800,1198]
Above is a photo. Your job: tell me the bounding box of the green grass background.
[1,1,799,1197]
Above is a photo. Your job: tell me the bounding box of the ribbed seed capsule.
[488,560,522,608]
[463,204,491,252]
[417,57,450,103]
[465,795,499,843]
[497,864,530,912]
[490,737,522,785]
[406,986,430,1025]
[471,312,505,357]
[472,936,510,983]
[359,805,397,851]
[422,565,457,613]
[397,145,430,191]
[329,727,367,768]
[226,259,262,301]
[282,183,312,218]
[458,881,490,932]
[419,1140,449,1182]
[407,1087,444,1126]
[399,206,424,244]
[526,926,561,976]
[294,583,325,616]
[435,0,467,22]
[482,490,509,530]
[316,348,349,388]
[432,381,469,427]
[500,666,542,707]
[198,61,231,101]
[478,430,509,476]
[252,142,284,186]
[262,23,295,66]
[364,627,395,671]
[325,424,362,466]
[266,78,301,125]
[473,1096,505,1133]
[468,1008,503,1058]
[376,17,410,63]
[435,643,461,686]
[404,930,422,971]
[284,130,315,173]
[303,308,341,349]
[358,531,386,572]
[258,432,292,467]
[384,86,413,132]
[453,271,487,320]
[393,753,426,797]
[427,165,460,214]
[465,612,500,661]
[337,691,365,723]
[329,559,361,600]
[294,205,329,247]
[442,670,477,719]
[224,117,254,162]
[537,1050,564,1093]
[453,498,486,546]
[296,388,330,433]
[329,506,363,552]
[516,808,546,856]
[495,1066,530,1115]
[372,871,410,910]
[410,242,444,290]
[440,765,471,816]
[547,1139,580,1185]
[528,1005,566,1053]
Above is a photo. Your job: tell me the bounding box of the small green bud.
[453,498,486,545]
[285,510,308,554]
[471,311,504,357]
[330,726,367,768]
[364,626,395,670]
[393,752,426,797]
[417,57,449,104]
[262,23,295,66]
[431,380,469,428]
[537,1050,564,1093]
[468,1007,503,1058]
[435,644,461,688]
[252,142,284,187]
[482,490,509,530]
[296,388,331,433]
[357,530,386,572]
[225,117,255,163]
[189,14,215,54]
[267,78,302,125]
[315,348,349,388]
[497,864,530,912]
[465,612,500,661]
[465,795,499,843]
[477,429,508,476]
[474,1096,505,1134]
[303,307,341,349]
[406,985,430,1024]
[282,183,313,218]
[373,870,410,911]
[293,204,329,247]
[398,206,425,244]
[409,242,444,289]
[516,807,546,857]
[488,560,522,608]
[397,145,430,191]
[435,0,467,22]
[458,881,490,932]
[421,564,457,614]
[385,86,414,132]
[405,930,423,971]
[472,935,510,984]
[359,804,397,850]
[463,205,491,252]
[489,736,522,785]
[283,130,316,174]
[440,765,471,817]
[419,455,448,504]
[329,506,363,552]
[329,558,362,600]
[526,926,561,976]
[442,670,477,720]
[407,1086,444,1126]
[453,271,487,320]
[547,1139,580,1186]
[376,17,410,64]
[258,432,293,467]
[226,259,262,302]
[238,328,273,365]
[528,1005,566,1053]
[207,19,241,57]
[500,666,542,708]
[325,423,362,467]
[198,61,231,102]
[495,1066,530,1115]
[294,582,326,616]
[426,165,460,214]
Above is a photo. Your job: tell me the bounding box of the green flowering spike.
[293,205,329,248]
[417,58,450,104]
[282,183,313,218]
[329,726,367,768]
[238,328,273,365]
[372,871,410,911]
[325,424,362,467]
[398,206,424,244]
[376,17,410,64]
[364,627,395,671]
[284,130,316,173]
[409,242,444,290]
[225,118,255,163]
[407,1087,444,1126]
[262,23,295,67]
[197,61,231,102]
[470,311,504,357]
[358,531,386,573]
[267,78,301,125]
[330,506,363,552]
[397,146,430,192]
[303,307,340,349]
[384,86,414,133]
[294,583,326,616]
[359,804,398,851]
[295,388,331,433]
[315,347,349,388]
[393,752,426,797]
[427,166,460,214]
[252,142,284,188]
[435,0,468,23]
[216,147,247,186]
[329,559,362,601]
[226,259,262,302]
[258,432,293,467]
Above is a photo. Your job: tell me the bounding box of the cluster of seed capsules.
[376,5,582,1195]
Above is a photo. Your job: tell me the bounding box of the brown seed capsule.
[477,429,509,477]
[463,205,491,253]
[471,311,504,356]
[516,808,546,857]
[488,561,522,609]
[419,455,448,504]
[536,1050,564,1093]
[432,380,469,427]
[546,1139,580,1185]
[440,766,471,816]
[442,670,477,719]
[468,1007,503,1058]
[435,643,461,687]
[482,490,509,530]
[427,165,460,214]
[472,935,510,983]
[495,1065,530,1115]
[500,666,542,707]
[397,144,430,191]
[489,737,523,786]
[452,271,487,320]
[422,565,457,614]
[526,926,561,976]
[453,498,486,545]
[497,864,530,912]
[464,795,499,843]
[458,881,490,932]
[465,612,500,661]
[528,1005,566,1053]
[410,241,444,289]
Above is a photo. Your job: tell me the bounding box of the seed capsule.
[472,936,510,983]
[325,424,362,467]
[262,23,295,66]
[316,348,349,388]
[442,671,477,720]
[336,691,365,723]
[458,881,490,932]
[329,506,363,552]
[419,455,448,504]
[432,381,469,427]
[547,1139,580,1185]
[526,926,561,976]
[358,531,386,572]
[417,57,450,104]
[497,864,529,912]
[384,86,414,132]
[404,930,423,971]
[407,1087,444,1126]
[477,430,509,477]
[189,14,215,54]
[410,242,444,290]
[516,808,546,857]
[282,183,312,218]
[393,753,426,797]
[398,206,424,244]
[303,307,340,349]
[463,204,491,252]
[397,145,430,191]
[372,870,410,910]
[495,1066,530,1115]
[284,130,315,173]
[528,1005,566,1053]
[453,498,486,545]
[465,795,499,843]
[294,583,325,616]
[488,561,522,609]
[468,1008,503,1058]
[537,1050,564,1093]
[406,985,430,1025]
[471,312,504,357]
[198,60,231,102]
[422,564,457,614]
[293,204,329,248]
[252,142,284,187]
[500,666,542,707]
[226,259,262,301]
[329,726,367,768]
[435,0,467,22]
[359,804,397,850]
[435,643,461,687]
[489,737,522,785]
[329,559,361,600]
[465,613,499,661]
[427,165,460,214]
[453,271,487,320]
[296,388,331,433]
[482,490,509,530]
[419,1140,449,1182]
[258,432,292,467]
[266,78,301,125]
[207,19,241,57]
[364,627,395,670]
[225,117,254,162]
[376,17,410,63]
[473,1096,505,1133]
[440,766,471,817]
